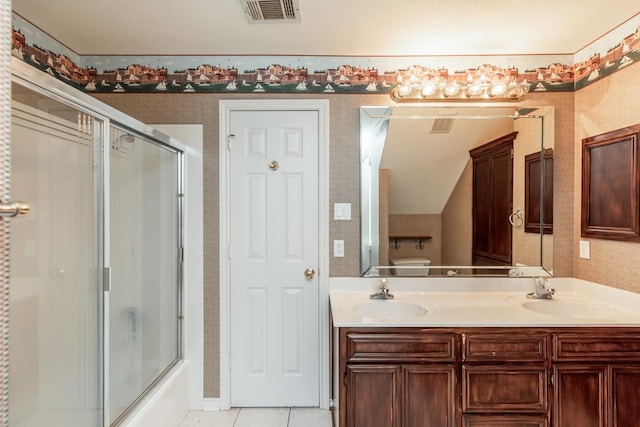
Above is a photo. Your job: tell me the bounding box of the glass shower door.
[108,127,181,424]
[9,84,103,427]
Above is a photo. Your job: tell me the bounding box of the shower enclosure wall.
[9,60,184,427]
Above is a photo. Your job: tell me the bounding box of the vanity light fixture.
[390,67,531,102]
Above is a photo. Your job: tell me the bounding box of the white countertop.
[329,277,640,327]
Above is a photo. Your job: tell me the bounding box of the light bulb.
[421,82,437,97]
[444,82,459,97]
[466,82,483,96]
[398,84,411,97]
[489,82,507,96]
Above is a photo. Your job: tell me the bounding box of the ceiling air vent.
[240,0,301,23]
[430,115,456,134]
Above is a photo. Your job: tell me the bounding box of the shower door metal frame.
[11,57,185,427]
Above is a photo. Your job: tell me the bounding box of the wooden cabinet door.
[472,155,492,259]
[345,364,401,427]
[489,146,514,263]
[553,364,606,427]
[610,365,640,427]
[470,133,515,266]
[403,365,457,427]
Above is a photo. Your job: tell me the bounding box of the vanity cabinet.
[339,329,459,427]
[335,327,640,427]
[552,332,640,427]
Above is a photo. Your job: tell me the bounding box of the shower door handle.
[0,200,30,218]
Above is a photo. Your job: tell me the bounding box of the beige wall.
[442,160,472,265]
[94,86,577,397]
[573,63,640,293]
[388,214,441,266]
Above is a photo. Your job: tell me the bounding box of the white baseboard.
[202,398,224,411]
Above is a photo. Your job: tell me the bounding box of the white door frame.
[218,99,330,410]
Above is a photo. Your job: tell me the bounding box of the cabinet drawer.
[346,332,457,363]
[553,333,640,361]
[462,365,548,413]
[463,414,548,427]
[463,332,548,362]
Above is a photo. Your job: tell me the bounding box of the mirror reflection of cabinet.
[525,148,554,234]
[360,106,555,277]
[470,133,517,266]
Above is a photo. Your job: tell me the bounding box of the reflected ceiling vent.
[240,0,301,23]
[517,107,538,116]
[430,115,456,133]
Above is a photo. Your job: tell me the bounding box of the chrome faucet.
[370,278,394,300]
[526,277,555,299]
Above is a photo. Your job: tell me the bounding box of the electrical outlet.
[334,240,345,257]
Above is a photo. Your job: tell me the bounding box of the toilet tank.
[390,257,431,276]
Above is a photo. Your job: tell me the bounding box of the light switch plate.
[334,203,351,220]
[579,240,590,259]
[334,240,345,257]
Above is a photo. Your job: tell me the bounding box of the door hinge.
[103,267,111,292]
[228,243,232,260]
[343,371,348,386]
[178,246,184,263]
[227,134,235,150]
[549,371,554,386]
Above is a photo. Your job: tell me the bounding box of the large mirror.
[360,105,554,277]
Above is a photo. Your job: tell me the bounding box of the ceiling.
[379,107,515,214]
[12,0,640,56]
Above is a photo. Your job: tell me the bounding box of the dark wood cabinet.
[462,332,549,425]
[552,331,640,427]
[525,148,554,234]
[553,364,606,427]
[610,365,640,426]
[403,365,457,427]
[462,365,548,413]
[470,132,517,266]
[463,332,548,363]
[345,364,401,427]
[581,124,640,241]
[339,329,459,427]
[335,327,640,427]
[345,364,459,427]
[554,364,640,427]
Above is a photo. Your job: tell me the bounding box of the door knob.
[304,268,316,279]
[0,200,30,218]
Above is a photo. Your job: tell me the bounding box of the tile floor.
[180,408,333,427]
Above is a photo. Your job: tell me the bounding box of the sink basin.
[354,300,429,320]
[521,299,619,319]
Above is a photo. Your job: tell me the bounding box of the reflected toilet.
[390,257,431,276]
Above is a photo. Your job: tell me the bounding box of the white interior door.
[229,109,319,407]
